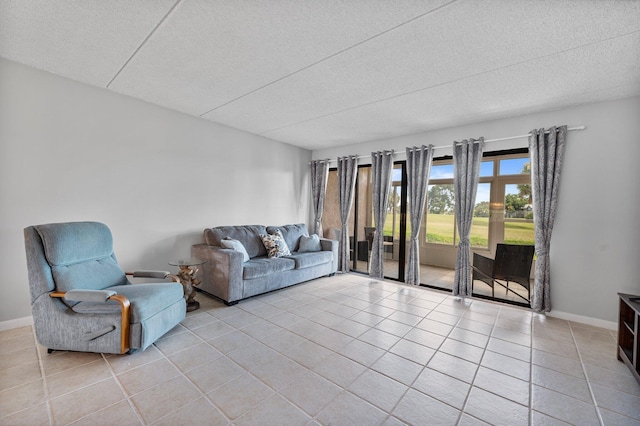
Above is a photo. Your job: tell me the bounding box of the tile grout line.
[0,328,53,423]
[341,279,445,423]
[238,278,386,423]
[267,282,362,423]
[423,295,474,425]
[158,355,233,424]
[185,320,264,425]
[40,370,116,424]
[261,278,431,422]
[156,326,235,425]
[199,298,358,423]
[457,300,500,425]
[34,326,55,426]
[232,280,378,421]
[569,322,605,426]
[101,352,146,425]
[528,314,534,426]
[342,286,435,423]
[264,279,392,423]
[430,295,478,418]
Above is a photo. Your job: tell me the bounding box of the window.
[500,158,534,245]
[424,161,493,248]
[499,158,530,175]
[470,182,491,248]
[422,153,532,249]
[319,150,533,286]
[425,183,455,244]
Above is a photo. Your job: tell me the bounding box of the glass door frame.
[347,162,408,282]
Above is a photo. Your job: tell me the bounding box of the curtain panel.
[453,138,484,297]
[310,159,330,237]
[337,155,358,272]
[369,150,394,278]
[529,125,567,312]
[405,145,434,285]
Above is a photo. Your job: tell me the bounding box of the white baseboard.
[0,316,33,332]
[547,310,617,331]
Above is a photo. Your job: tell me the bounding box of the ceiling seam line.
[106,0,183,89]
[198,0,461,117]
[258,28,640,136]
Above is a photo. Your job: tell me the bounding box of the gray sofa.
[192,224,338,305]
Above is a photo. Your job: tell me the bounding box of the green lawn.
[383,213,534,246]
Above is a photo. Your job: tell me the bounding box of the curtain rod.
[312,126,585,164]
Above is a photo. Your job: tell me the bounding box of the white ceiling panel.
[0,0,177,86]
[108,0,449,115]
[1,0,639,150]
[262,31,640,149]
[203,0,640,135]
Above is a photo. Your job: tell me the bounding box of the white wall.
[313,96,640,324]
[0,58,311,324]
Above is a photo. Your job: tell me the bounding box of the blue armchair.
[24,221,186,354]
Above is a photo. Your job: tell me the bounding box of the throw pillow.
[260,230,291,258]
[298,234,322,252]
[220,238,250,262]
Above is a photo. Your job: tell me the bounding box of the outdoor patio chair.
[24,221,186,354]
[472,243,535,303]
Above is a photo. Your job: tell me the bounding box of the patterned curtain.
[310,159,330,237]
[405,145,434,285]
[529,126,567,312]
[369,150,394,278]
[453,138,484,297]
[337,155,358,272]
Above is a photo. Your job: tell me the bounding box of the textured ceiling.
[1,0,639,150]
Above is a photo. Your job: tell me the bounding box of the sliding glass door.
[321,163,407,279]
[382,164,406,280]
[319,150,533,307]
[351,167,371,274]
[320,166,372,274]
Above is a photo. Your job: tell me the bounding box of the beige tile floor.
[1,273,639,425]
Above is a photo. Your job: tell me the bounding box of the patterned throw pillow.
[260,230,291,258]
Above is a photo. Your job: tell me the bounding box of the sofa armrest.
[319,238,338,274]
[192,244,244,303]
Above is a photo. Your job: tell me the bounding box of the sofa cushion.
[243,257,295,280]
[266,224,308,252]
[221,238,250,262]
[260,230,291,258]
[73,283,184,323]
[286,251,333,269]
[298,234,322,252]
[205,225,267,258]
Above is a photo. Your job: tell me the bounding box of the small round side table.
[169,258,206,312]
